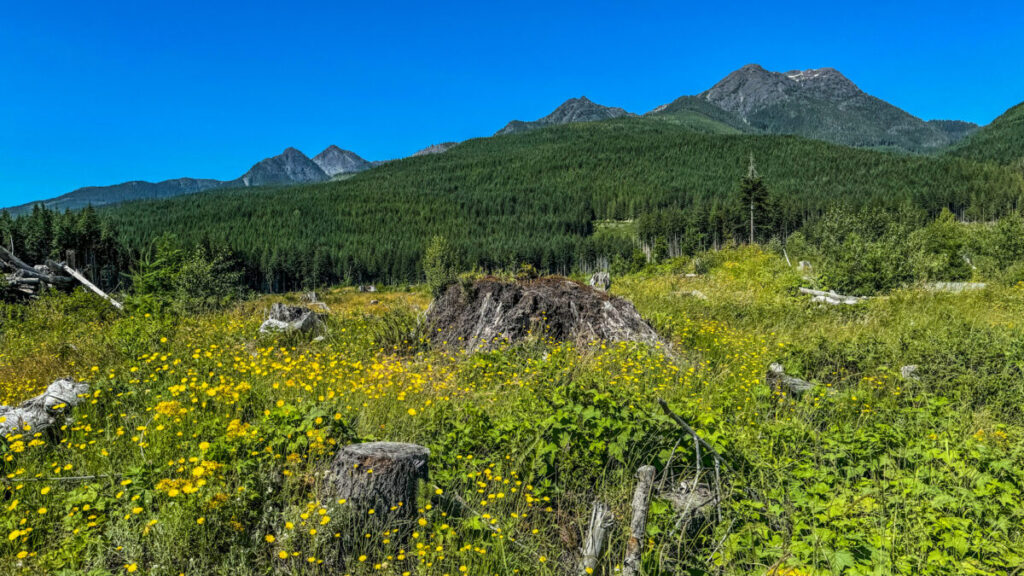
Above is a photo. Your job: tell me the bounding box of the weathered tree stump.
[0,378,89,439]
[325,442,429,567]
[327,442,429,512]
[767,363,815,396]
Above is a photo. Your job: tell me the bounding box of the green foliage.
[100,119,1024,287]
[124,235,245,315]
[423,235,459,298]
[948,100,1024,166]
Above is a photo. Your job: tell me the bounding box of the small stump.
[325,442,429,563]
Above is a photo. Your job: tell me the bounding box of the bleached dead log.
[798,287,866,305]
[49,261,123,310]
[767,363,815,396]
[578,501,614,576]
[622,465,656,576]
[0,246,73,287]
[926,282,986,293]
[0,378,89,438]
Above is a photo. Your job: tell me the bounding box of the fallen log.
[48,260,123,310]
[0,378,89,439]
[767,363,815,396]
[798,287,866,305]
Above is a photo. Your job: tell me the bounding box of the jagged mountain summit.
[650,64,978,152]
[237,147,328,187]
[312,145,372,177]
[496,96,636,136]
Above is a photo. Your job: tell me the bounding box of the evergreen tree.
[740,153,769,244]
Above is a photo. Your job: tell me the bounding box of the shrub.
[423,236,459,298]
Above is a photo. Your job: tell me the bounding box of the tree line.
[8,117,1024,292]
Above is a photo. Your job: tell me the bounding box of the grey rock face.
[496,96,636,135]
[413,142,459,156]
[240,147,329,187]
[312,145,372,177]
[702,64,799,119]
[695,63,970,152]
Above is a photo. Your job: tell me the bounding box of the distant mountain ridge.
[496,96,635,135]
[6,145,366,214]
[648,64,978,152]
[8,64,1005,214]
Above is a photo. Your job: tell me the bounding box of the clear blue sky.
[2,0,1022,206]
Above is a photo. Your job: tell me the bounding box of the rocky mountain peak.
[240,147,328,187]
[702,64,798,119]
[312,146,371,177]
[785,67,862,100]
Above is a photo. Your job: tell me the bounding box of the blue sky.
[2,0,1022,206]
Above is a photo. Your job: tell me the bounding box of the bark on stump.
[325,442,429,563]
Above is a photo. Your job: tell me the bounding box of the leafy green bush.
[423,235,459,298]
[124,235,245,315]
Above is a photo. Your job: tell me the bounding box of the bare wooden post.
[578,501,614,576]
[622,465,656,576]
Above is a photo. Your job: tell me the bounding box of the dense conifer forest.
[82,118,1023,290]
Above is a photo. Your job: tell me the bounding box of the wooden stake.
[622,465,656,576]
[578,501,614,576]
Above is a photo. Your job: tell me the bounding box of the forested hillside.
[97,118,1024,290]
[948,101,1024,166]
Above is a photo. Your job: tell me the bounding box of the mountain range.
[8,63,1020,214]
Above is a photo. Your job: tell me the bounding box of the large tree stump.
[326,442,429,565]
[328,442,429,512]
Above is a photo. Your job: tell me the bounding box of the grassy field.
[2,248,1023,575]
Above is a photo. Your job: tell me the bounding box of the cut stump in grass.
[327,441,430,515]
[325,441,429,566]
